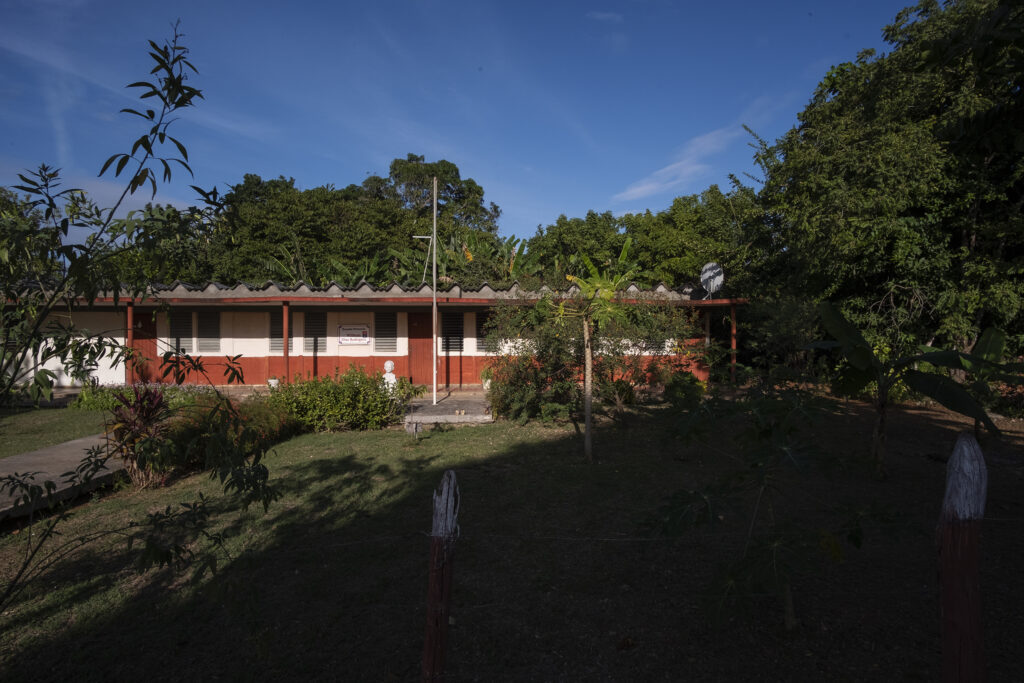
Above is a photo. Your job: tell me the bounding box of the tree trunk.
[583,316,593,462]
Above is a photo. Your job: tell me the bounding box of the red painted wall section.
[144,343,708,387]
[164,353,706,387]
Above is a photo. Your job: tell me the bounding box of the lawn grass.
[1,398,1022,681]
[0,408,106,459]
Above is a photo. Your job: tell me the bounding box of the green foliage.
[655,387,866,628]
[0,26,281,619]
[740,295,826,383]
[663,370,706,412]
[71,382,216,412]
[757,0,1024,354]
[527,211,627,283]
[594,301,703,398]
[816,301,1017,473]
[267,367,419,432]
[486,290,704,430]
[178,153,503,288]
[166,393,298,474]
[1,24,201,406]
[486,300,582,422]
[105,385,174,488]
[623,181,766,291]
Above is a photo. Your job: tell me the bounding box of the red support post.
[125,301,135,384]
[282,301,290,384]
[729,302,737,383]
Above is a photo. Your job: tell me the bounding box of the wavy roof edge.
[132,280,704,301]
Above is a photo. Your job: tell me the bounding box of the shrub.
[73,383,216,411]
[664,370,705,411]
[485,301,582,422]
[106,385,175,488]
[740,295,828,383]
[487,340,581,423]
[267,366,419,432]
[167,395,299,471]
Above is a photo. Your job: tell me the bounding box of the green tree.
[624,181,765,291]
[757,0,1024,355]
[553,239,636,461]
[197,155,503,287]
[527,211,626,283]
[1,25,279,615]
[1,27,201,404]
[383,153,501,236]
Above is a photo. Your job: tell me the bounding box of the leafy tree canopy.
[624,181,764,293]
[756,0,1023,353]
[139,154,503,288]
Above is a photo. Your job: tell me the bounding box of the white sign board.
[338,324,370,345]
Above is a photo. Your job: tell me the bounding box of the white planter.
[267,378,280,389]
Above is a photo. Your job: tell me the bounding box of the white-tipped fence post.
[422,470,459,682]
[939,432,987,683]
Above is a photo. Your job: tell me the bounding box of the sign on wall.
[338,324,370,345]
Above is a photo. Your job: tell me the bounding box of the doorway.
[131,313,158,383]
[407,312,434,385]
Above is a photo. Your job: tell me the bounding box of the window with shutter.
[475,311,498,353]
[269,311,293,352]
[196,311,220,353]
[441,312,463,353]
[374,312,397,352]
[169,311,193,353]
[304,311,327,353]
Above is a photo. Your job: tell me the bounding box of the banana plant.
[549,237,636,461]
[815,302,1012,476]
[324,254,390,288]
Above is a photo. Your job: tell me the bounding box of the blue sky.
[1,0,913,240]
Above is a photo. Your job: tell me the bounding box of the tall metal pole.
[432,176,438,405]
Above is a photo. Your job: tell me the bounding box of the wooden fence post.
[939,432,987,683]
[422,470,459,682]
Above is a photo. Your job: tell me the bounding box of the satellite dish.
[700,262,724,299]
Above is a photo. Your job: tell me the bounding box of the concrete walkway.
[0,434,119,522]
[405,390,493,426]
[0,389,492,520]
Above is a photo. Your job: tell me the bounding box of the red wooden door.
[407,312,434,385]
[133,314,158,383]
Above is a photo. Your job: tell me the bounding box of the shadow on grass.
[1,400,1023,681]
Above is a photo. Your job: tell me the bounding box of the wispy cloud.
[0,28,276,143]
[42,76,75,169]
[586,11,624,24]
[612,125,742,202]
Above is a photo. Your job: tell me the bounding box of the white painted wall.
[36,308,476,387]
[194,309,414,358]
[40,311,126,386]
[396,312,409,355]
[226,311,273,357]
[331,310,373,356]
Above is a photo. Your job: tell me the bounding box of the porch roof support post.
[730,301,737,384]
[283,301,290,384]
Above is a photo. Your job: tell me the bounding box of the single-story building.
[39,281,744,387]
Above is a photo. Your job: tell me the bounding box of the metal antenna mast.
[412,177,440,405]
